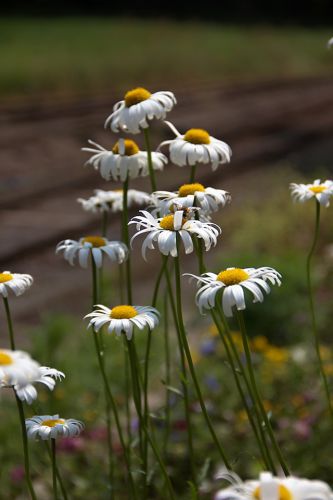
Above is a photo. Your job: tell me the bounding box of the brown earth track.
[1,75,333,330]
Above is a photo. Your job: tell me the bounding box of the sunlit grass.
[0,18,332,98]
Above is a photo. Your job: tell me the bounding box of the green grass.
[0,18,333,98]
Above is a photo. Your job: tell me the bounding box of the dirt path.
[1,76,333,334]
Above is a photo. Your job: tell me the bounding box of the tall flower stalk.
[90,258,137,499]
[174,236,231,469]
[306,200,333,420]
[236,309,290,476]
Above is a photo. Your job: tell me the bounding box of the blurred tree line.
[1,0,333,26]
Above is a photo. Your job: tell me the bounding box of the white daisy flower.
[328,37,333,49]
[78,189,152,214]
[0,271,33,298]
[129,210,221,260]
[187,267,281,317]
[159,121,231,171]
[153,182,231,216]
[85,304,160,340]
[215,471,333,500]
[0,349,64,404]
[26,415,84,440]
[56,236,128,269]
[290,179,333,207]
[83,138,167,182]
[105,87,176,134]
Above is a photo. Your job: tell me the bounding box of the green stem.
[306,201,333,420]
[189,164,197,183]
[43,442,68,500]
[143,329,152,491]
[193,197,206,275]
[163,257,196,482]
[143,128,157,192]
[51,439,58,500]
[174,241,231,470]
[163,292,171,456]
[14,392,37,500]
[210,309,271,471]
[118,264,125,303]
[236,310,290,475]
[216,303,276,474]
[126,338,175,499]
[122,176,132,304]
[91,258,135,498]
[3,297,16,349]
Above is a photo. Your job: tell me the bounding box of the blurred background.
[1,4,333,497]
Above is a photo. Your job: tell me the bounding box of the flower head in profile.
[187,267,281,317]
[26,415,84,440]
[104,87,176,134]
[56,236,128,268]
[159,121,231,171]
[290,179,333,207]
[78,189,152,214]
[215,471,333,500]
[85,304,160,340]
[129,209,221,260]
[83,138,167,182]
[0,349,64,404]
[0,272,33,298]
[153,183,231,216]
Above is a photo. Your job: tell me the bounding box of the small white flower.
[85,304,160,340]
[105,87,176,134]
[0,349,64,404]
[215,472,333,500]
[0,272,33,298]
[83,138,167,182]
[328,37,333,49]
[187,267,281,317]
[56,236,128,269]
[78,189,152,214]
[153,182,231,216]
[129,210,221,260]
[26,415,84,440]
[290,179,333,207]
[159,122,231,171]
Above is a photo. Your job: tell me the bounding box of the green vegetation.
[0,18,332,98]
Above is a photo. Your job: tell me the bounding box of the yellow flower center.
[0,351,13,365]
[159,214,186,231]
[253,484,292,500]
[42,418,66,428]
[124,87,152,107]
[178,183,205,197]
[82,236,106,248]
[0,273,13,283]
[110,305,138,319]
[216,268,249,285]
[112,139,140,156]
[183,128,210,145]
[309,185,326,194]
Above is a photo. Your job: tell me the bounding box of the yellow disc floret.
[160,214,186,231]
[216,268,249,285]
[184,128,210,145]
[42,418,66,428]
[110,305,138,319]
[253,484,293,500]
[112,139,140,156]
[178,183,205,197]
[0,273,13,283]
[0,351,13,365]
[124,87,152,107]
[309,185,326,194]
[82,236,106,248]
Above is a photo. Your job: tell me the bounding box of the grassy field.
[0,18,332,99]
